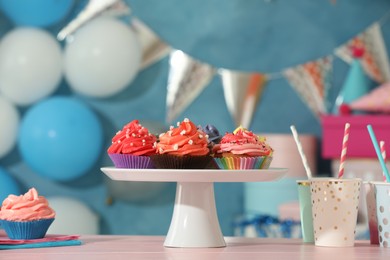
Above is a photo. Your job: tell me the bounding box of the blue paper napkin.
[0,239,82,249]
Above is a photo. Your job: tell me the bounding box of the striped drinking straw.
[338,123,350,179]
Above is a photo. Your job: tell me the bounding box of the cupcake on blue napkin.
[0,188,55,240]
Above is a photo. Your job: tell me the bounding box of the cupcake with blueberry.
[198,124,222,168]
[198,124,222,146]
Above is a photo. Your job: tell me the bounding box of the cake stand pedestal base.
[164,182,226,248]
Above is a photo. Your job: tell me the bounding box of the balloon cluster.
[0,1,141,186]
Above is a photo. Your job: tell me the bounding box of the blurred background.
[0,0,389,237]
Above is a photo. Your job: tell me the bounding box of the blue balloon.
[18,97,103,181]
[0,167,21,202]
[0,0,75,27]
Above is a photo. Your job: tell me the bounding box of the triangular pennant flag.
[335,23,390,83]
[239,74,267,129]
[132,18,171,70]
[283,56,333,119]
[166,50,215,123]
[219,70,266,127]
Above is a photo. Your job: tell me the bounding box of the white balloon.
[47,197,99,235]
[0,28,63,106]
[64,17,141,97]
[0,96,19,158]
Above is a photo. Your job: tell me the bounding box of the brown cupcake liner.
[150,154,213,169]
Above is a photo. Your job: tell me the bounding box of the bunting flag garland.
[166,50,216,123]
[283,56,333,119]
[59,3,390,125]
[334,23,390,83]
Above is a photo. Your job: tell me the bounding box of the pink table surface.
[1,235,389,260]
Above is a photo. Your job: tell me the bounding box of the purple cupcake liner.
[0,218,54,240]
[108,154,154,169]
[214,156,271,170]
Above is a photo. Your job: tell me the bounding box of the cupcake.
[108,120,157,168]
[198,124,222,169]
[151,118,213,169]
[214,126,273,170]
[198,124,222,145]
[0,188,55,240]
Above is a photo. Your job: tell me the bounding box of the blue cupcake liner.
[0,218,54,240]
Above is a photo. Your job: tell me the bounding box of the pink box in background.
[322,115,390,159]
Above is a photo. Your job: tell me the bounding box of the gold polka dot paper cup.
[372,182,390,248]
[309,178,362,247]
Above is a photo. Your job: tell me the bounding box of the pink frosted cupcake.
[213,126,273,170]
[0,188,55,240]
[108,120,157,168]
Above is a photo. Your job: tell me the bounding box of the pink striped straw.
[380,140,387,182]
[338,123,350,178]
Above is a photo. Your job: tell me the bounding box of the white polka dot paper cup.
[364,181,379,245]
[309,178,362,247]
[373,182,390,248]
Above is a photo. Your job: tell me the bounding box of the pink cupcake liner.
[214,156,271,170]
[108,154,154,169]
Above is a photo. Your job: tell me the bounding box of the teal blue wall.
[1,0,390,236]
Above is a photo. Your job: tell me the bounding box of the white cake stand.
[101,167,287,248]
